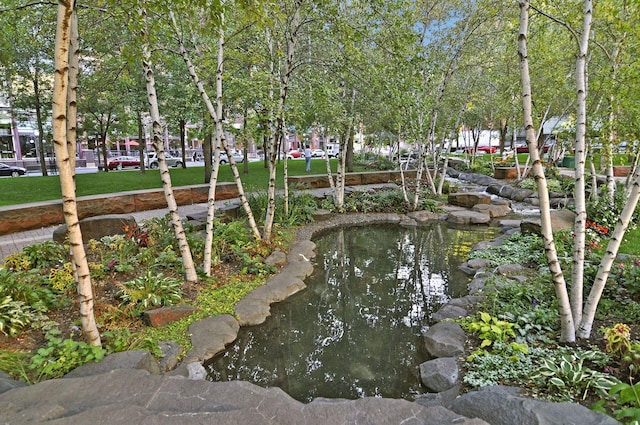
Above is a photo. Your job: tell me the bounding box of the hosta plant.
[115,271,183,315]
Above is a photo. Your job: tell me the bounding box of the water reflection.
[206,223,498,402]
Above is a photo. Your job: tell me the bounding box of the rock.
[432,304,467,322]
[496,264,525,275]
[419,357,459,392]
[142,305,197,327]
[185,314,239,362]
[52,214,138,244]
[264,248,287,267]
[157,341,184,373]
[449,385,621,425]
[472,203,511,218]
[414,384,461,408]
[459,258,491,276]
[407,210,449,223]
[399,216,418,227]
[235,274,307,326]
[186,362,207,380]
[424,321,466,358]
[449,296,484,308]
[0,369,491,425]
[448,192,491,208]
[521,209,576,235]
[447,210,491,225]
[510,188,535,202]
[0,371,27,395]
[312,209,332,221]
[63,350,161,378]
[468,276,489,295]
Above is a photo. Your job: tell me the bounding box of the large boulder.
[449,385,620,425]
[447,210,491,225]
[0,369,492,425]
[424,321,466,358]
[53,214,138,244]
[419,357,459,392]
[521,209,576,235]
[448,192,491,208]
[64,350,161,378]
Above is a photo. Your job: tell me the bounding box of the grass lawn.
[0,159,343,206]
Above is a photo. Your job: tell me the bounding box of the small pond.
[206,222,499,402]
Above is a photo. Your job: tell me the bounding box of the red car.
[464,146,497,154]
[286,149,303,159]
[107,156,141,170]
[514,142,552,153]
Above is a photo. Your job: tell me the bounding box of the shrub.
[529,347,617,402]
[22,241,68,269]
[48,262,76,292]
[29,328,106,381]
[0,295,47,337]
[0,268,57,310]
[468,232,545,267]
[247,192,317,225]
[115,271,183,316]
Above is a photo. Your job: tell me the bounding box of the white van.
[325,144,340,158]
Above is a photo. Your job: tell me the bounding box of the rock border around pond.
[0,197,619,424]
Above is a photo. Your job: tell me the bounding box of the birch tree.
[52,0,101,346]
[140,2,197,282]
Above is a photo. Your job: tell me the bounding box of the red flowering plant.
[585,220,610,250]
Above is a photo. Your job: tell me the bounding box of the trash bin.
[562,156,575,167]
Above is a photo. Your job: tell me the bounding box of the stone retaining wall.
[0,182,239,236]
[0,171,418,236]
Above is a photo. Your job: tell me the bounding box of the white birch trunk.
[172,15,261,242]
[283,124,290,218]
[53,0,100,346]
[570,0,593,327]
[203,13,226,275]
[141,5,197,283]
[264,1,301,240]
[518,0,575,342]
[578,170,640,338]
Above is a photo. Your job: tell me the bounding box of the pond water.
[206,223,499,402]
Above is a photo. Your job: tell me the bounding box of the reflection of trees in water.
[205,223,498,401]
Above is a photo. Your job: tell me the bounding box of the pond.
[206,222,499,402]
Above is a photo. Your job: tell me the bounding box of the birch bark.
[141,3,197,282]
[518,0,575,342]
[53,0,100,345]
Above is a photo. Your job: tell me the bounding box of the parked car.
[145,152,183,169]
[0,163,27,177]
[286,149,303,160]
[477,145,497,154]
[311,149,325,158]
[107,156,140,170]
[218,151,244,164]
[514,141,553,153]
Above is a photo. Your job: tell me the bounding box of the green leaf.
[549,377,565,387]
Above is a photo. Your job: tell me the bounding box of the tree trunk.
[264,1,301,241]
[518,0,575,342]
[173,15,261,241]
[578,171,640,338]
[137,110,146,173]
[570,0,593,328]
[53,0,100,346]
[179,118,187,168]
[30,66,49,177]
[141,4,197,283]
